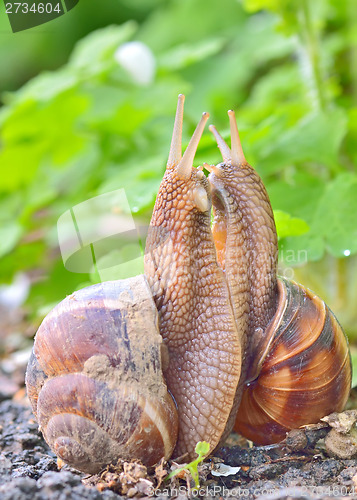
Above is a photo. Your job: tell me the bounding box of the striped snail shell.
[234,278,351,444]
[26,277,178,474]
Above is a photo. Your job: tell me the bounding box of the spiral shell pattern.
[234,278,352,445]
[26,276,178,474]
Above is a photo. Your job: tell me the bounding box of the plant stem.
[336,256,347,311]
[298,0,327,111]
[348,0,357,105]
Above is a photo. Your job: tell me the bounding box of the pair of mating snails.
[26,95,352,475]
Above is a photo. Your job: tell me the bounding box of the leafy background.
[0,0,356,376]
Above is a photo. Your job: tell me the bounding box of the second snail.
[26,95,352,474]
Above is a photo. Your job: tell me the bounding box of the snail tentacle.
[167,94,185,169]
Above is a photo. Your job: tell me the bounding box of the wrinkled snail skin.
[208,112,352,445]
[26,277,179,474]
[208,114,278,358]
[144,95,241,459]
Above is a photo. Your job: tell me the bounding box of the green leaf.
[179,15,295,118]
[0,91,89,193]
[313,173,357,257]
[195,441,210,456]
[279,234,324,265]
[0,141,46,192]
[259,109,348,174]
[89,101,151,137]
[275,173,357,262]
[159,38,226,70]
[28,259,90,315]
[268,174,325,225]
[139,0,245,51]
[268,176,326,262]
[9,69,78,104]
[274,210,310,239]
[90,250,144,283]
[241,0,311,36]
[99,156,164,214]
[0,223,23,258]
[242,0,287,11]
[69,22,137,76]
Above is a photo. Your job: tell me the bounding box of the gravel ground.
[1,395,357,500]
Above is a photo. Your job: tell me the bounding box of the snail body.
[26,96,352,474]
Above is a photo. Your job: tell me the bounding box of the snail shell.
[26,276,178,474]
[235,278,352,444]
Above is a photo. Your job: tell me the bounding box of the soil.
[1,309,357,500]
[1,393,357,500]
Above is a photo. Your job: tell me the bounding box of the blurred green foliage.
[0,0,163,94]
[0,0,356,327]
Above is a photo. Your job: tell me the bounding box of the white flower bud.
[114,41,156,86]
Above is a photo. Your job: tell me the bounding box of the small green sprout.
[166,441,210,490]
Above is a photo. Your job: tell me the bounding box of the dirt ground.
[1,308,357,500]
[1,391,357,500]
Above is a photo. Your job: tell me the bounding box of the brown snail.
[25,95,351,475]
[208,112,352,444]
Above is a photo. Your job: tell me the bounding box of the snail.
[25,95,352,475]
[207,111,352,444]
[26,95,242,474]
